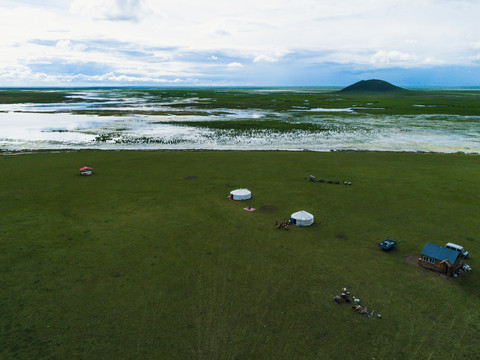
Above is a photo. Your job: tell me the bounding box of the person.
[341,288,351,302]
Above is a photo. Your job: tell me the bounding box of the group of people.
[333,287,359,304]
[352,304,372,316]
[275,219,290,230]
[309,175,352,186]
[333,287,381,318]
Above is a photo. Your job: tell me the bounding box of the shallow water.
[0,89,479,153]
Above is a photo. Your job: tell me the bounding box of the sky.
[1,0,480,87]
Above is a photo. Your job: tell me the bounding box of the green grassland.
[135,88,480,116]
[1,150,479,359]
[3,88,480,117]
[0,90,74,104]
[131,88,480,116]
[158,119,329,133]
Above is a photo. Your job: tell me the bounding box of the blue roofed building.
[419,243,464,276]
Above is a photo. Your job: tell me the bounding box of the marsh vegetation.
[1,87,479,152]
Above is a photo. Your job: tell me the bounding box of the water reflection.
[0,90,479,153]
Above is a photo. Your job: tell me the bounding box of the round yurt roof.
[231,188,251,196]
[230,188,252,200]
[290,210,314,226]
[291,210,313,220]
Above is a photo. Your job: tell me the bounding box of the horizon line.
[2,85,480,90]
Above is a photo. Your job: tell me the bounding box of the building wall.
[451,259,463,272]
[418,256,463,276]
[418,258,446,273]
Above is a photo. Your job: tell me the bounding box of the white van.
[445,243,469,258]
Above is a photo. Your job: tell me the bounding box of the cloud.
[70,0,151,22]
[56,39,88,52]
[2,0,480,85]
[26,59,113,76]
[0,64,198,85]
[227,62,244,69]
[213,29,230,37]
[370,50,416,64]
[369,50,445,67]
[253,54,278,63]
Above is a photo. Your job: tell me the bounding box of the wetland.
[1,87,479,153]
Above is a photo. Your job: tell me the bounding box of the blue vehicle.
[378,238,397,250]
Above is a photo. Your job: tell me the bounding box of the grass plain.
[1,150,479,360]
[3,87,480,117]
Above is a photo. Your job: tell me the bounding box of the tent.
[230,188,252,200]
[290,210,314,226]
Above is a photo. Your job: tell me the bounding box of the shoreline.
[1,148,478,156]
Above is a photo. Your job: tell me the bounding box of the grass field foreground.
[1,151,479,359]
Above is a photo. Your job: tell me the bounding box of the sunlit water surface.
[0,90,479,153]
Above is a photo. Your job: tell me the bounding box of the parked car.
[445,243,468,258]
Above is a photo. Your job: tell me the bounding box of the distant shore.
[1,148,478,156]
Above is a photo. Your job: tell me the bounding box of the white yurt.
[290,210,314,226]
[230,188,252,200]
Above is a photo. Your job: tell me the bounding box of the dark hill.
[340,79,408,93]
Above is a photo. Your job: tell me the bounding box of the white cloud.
[213,29,230,37]
[253,54,278,63]
[0,66,196,85]
[1,0,480,85]
[420,57,444,65]
[227,62,244,69]
[70,0,151,22]
[56,39,88,52]
[402,39,418,46]
[370,50,416,64]
[370,50,444,67]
